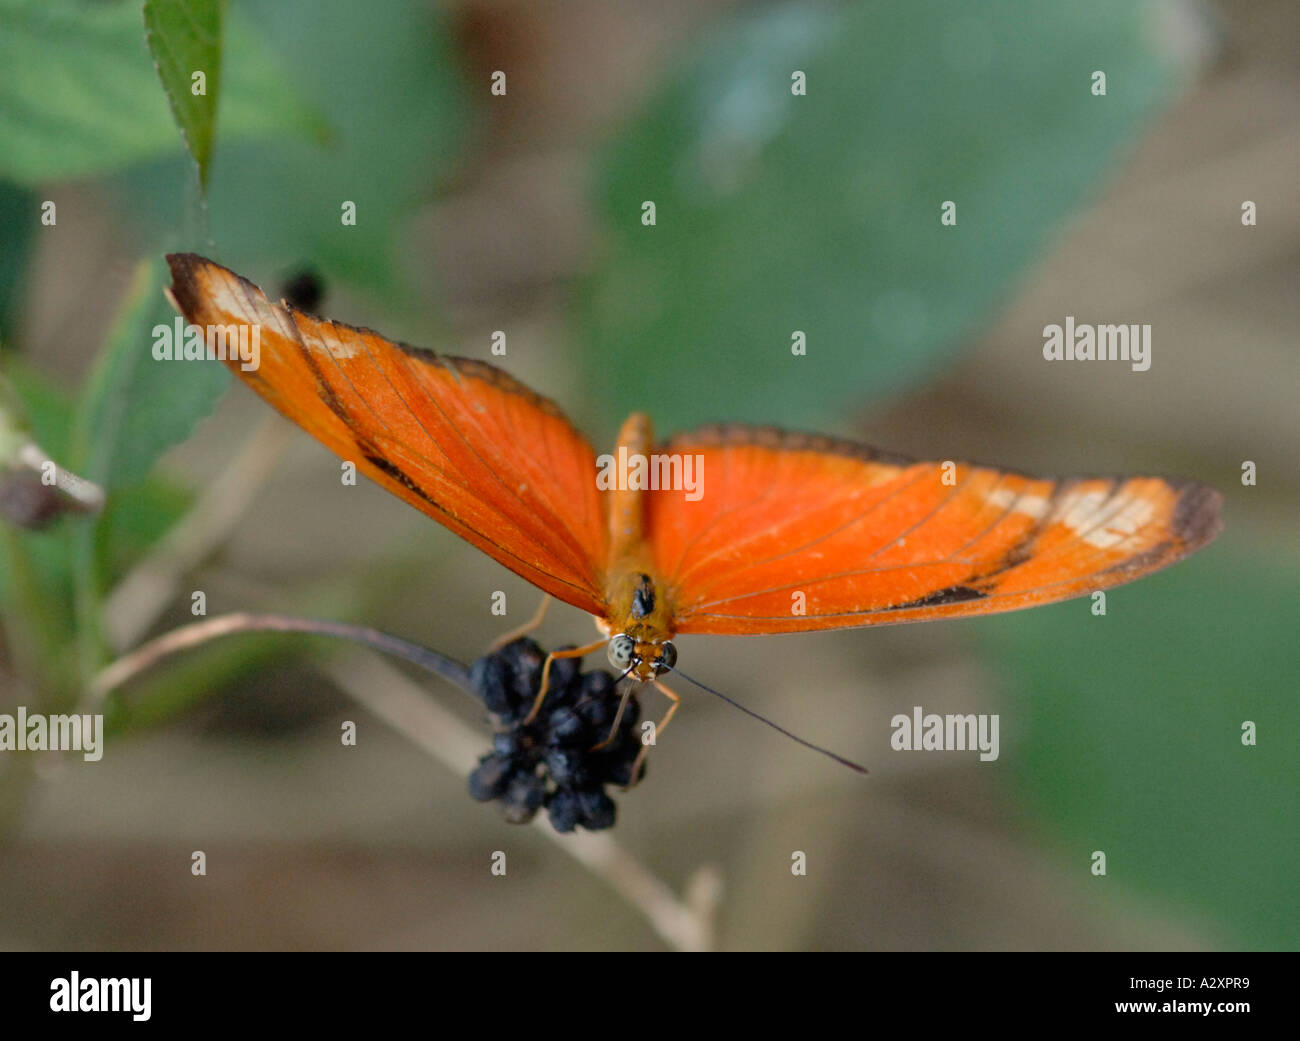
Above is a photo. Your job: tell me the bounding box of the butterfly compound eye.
[607,634,636,670]
[657,641,677,672]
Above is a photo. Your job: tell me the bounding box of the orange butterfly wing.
[647,426,1222,635]
[165,254,608,616]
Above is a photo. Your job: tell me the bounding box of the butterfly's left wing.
[646,425,1222,635]
[165,254,609,615]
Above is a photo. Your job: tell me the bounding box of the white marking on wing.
[1058,488,1111,532]
[986,487,1050,520]
[1082,496,1156,549]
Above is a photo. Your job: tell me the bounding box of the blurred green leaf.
[575,0,1200,433]
[115,0,468,300]
[981,549,1299,950]
[72,256,228,491]
[0,367,31,464]
[0,361,68,452]
[0,0,320,184]
[0,523,69,698]
[0,351,196,693]
[144,0,223,189]
[0,365,79,696]
[0,180,36,342]
[97,474,192,580]
[67,257,225,677]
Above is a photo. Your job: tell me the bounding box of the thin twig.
[13,441,106,513]
[86,611,473,706]
[556,830,722,952]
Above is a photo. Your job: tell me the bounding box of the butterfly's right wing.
[166,254,609,616]
[646,425,1222,635]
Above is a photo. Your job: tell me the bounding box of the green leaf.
[0,180,36,342]
[0,0,320,184]
[0,355,193,701]
[0,367,31,466]
[979,549,1300,950]
[0,365,80,697]
[0,360,70,458]
[67,258,227,678]
[573,0,1201,434]
[98,474,192,579]
[114,0,467,301]
[0,522,71,698]
[144,0,223,189]
[73,257,229,492]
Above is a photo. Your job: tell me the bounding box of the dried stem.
[86,611,472,706]
[88,610,721,950]
[322,651,721,952]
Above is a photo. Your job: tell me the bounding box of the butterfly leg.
[523,638,606,724]
[626,679,681,788]
[489,593,552,652]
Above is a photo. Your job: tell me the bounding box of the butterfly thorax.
[600,412,675,679]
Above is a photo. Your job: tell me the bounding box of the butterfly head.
[607,633,676,682]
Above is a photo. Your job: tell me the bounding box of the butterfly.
[164,254,1223,762]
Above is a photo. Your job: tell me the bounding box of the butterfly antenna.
[667,667,868,774]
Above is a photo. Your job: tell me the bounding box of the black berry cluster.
[467,638,645,832]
